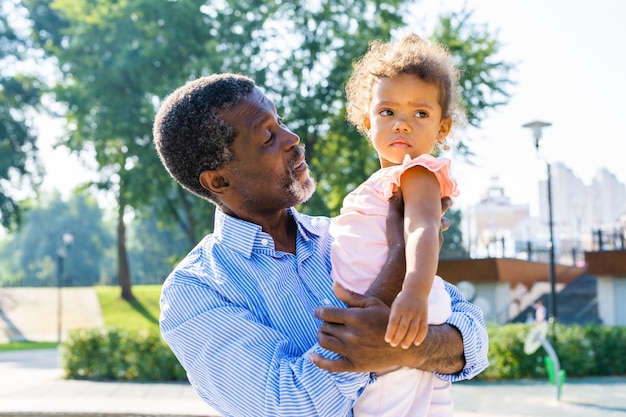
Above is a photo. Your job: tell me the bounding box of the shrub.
[60,323,626,382]
[479,323,626,380]
[62,327,186,381]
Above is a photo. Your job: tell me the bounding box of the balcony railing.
[592,229,625,251]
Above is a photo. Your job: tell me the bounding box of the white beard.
[287,171,316,205]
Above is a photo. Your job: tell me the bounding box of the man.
[154,73,487,417]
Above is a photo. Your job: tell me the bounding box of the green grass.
[0,285,163,351]
[0,340,57,352]
[95,285,162,330]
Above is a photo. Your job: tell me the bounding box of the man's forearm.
[407,323,465,374]
[313,286,467,375]
[365,245,405,307]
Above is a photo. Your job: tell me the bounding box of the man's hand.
[310,282,408,373]
[310,282,465,374]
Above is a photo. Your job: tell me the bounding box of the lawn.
[0,340,57,352]
[95,285,162,330]
[0,285,163,351]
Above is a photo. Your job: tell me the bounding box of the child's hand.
[385,291,429,349]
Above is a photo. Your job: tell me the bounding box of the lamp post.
[522,121,557,322]
[56,232,74,344]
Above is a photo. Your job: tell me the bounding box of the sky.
[409,0,626,215]
[39,0,626,216]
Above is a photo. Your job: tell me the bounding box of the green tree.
[21,1,514,293]
[126,209,190,285]
[0,191,115,287]
[23,0,226,299]
[20,0,411,298]
[432,8,515,154]
[0,0,43,230]
[252,6,515,217]
[439,208,468,259]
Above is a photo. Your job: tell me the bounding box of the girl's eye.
[379,109,393,116]
[415,111,428,118]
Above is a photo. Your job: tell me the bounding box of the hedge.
[61,327,186,381]
[479,323,626,380]
[61,324,626,381]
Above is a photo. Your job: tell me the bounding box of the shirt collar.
[212,207,326,258]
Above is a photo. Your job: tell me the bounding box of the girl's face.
[364,73,452,168]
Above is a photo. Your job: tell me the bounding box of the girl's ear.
[199,170,229,195]
[363,115,371,131]
[438,117,452,141]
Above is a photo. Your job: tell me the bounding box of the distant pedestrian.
[533,301,546,323]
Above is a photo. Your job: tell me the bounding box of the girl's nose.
[393,118,411,132]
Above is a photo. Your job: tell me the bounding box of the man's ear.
[199,170,229,195]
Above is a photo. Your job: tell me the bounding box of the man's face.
[219,87,316,214]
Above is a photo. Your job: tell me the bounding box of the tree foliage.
[0,192,187,286]
[126,209,191,285]
[439,208,468,259]
[0,191,115,287]
[0,0,43,230]
[23,0,227,299]
[14,0,515,292]
[432,8,515,156]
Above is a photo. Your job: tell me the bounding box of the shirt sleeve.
[435,281,489,381]
[160,276,372,417]
[382,154,460,200]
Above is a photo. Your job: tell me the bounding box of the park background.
[1,0,625,408]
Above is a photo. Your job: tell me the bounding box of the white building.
[588,168,626,230]
[538,163,626,255]
[464,177,530,259]
[466,165,626,261]
[538,163,588,258]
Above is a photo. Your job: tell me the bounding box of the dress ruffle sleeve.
[382,154,460,200]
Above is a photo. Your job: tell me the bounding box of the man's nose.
[282,128,300,149]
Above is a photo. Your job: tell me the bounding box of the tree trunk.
[179,187,197,246]
[117,197,134,301]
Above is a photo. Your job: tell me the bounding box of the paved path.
[1,349,625,417]
[0,349,215,417]
[0,288,103,343]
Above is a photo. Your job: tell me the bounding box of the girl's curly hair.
[345,34,465,138]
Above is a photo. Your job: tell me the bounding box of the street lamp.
[56,231,74,344]
[522,120,557,322]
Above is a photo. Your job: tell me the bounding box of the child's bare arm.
[366,190,452,309]
[385,166,442,349]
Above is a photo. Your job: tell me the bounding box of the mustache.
[289,144,306,169]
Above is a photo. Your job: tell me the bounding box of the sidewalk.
[0,288,104,343]
[1,349,625,417]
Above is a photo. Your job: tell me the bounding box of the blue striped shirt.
[160,207,488,417]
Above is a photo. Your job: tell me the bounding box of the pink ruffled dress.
[329,154,459,417]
